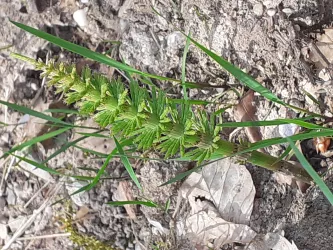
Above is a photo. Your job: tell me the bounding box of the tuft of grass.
[6,19,333,199]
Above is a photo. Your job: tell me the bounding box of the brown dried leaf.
[180,158,256,248]
[75,206,90,220]
[234,90,262,143]
[113,181,137,219]
[186,200,256,249]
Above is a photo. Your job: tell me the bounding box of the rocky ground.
[1,0,333,249]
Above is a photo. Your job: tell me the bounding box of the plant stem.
[213,139,312,183]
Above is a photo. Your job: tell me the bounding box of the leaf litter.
[179,158,299,249]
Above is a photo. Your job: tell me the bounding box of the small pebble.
[73,9,88,27]
[253,3,264,16]
[282,8,294,15]
[318,68,331,82]
[267,8,276,16]
[0,224,7,240]
[81,0,89,3]
[279,124,298,138]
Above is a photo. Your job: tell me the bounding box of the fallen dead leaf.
[313,137,331,154]
[234,90,262,143]
[113,181,137,219]
[180,158,256,248]
[75,206,90,220]
[186,200,256,248]
[181,158,255,224]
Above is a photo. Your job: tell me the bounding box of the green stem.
[212,140,312,183]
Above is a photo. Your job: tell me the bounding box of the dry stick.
[17,233,71,241]
[24,181,50,208]
[2,179,64,249]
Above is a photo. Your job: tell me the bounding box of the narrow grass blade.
[0,100,71,126]
[188,38,287,105]
[76,131,111,138]
[71,138,134,196]
[181,33,191,100]
[164,199,171,212]
[73,144,108,157]
[0,44,13,51]
[236,129,333,155]
[13,154,63,176]
[107,200,157,207]
[169,99,217,105]
[114,136,142,191]
[0,127,71,159]
[303,90,320,105]
[43,135,88,163]
[286,137,333,205]
[10,21,191,85]
[44,108,79,114]
[160,159,221,186]
[218,117,325,130]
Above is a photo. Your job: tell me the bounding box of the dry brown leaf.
[234,90,262,143]
[180,158,256,248]
[313,137,331,154]
[113,181,137,219]
[75,206,90,220]
[186,200,256,249]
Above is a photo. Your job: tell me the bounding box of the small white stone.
[81,0,89,3]
[73,9,88,27]
[0,224,7,240]
[318,68,331,82]
[279,124,298,138]
[282,8,294,15]
[267,8,276,16]
[253,3,264,16]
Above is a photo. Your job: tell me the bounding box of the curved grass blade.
[218,117,326,130]
[114,136,142,191]
[0,100,71,126]
[107,200,157,207]
[13,154,62,176]
[43,135,88,163]
[286,137,333,205]
[181,33,191,100]
[13,154,96,181]
[10,21,201,88]
[44,108,79,114]
[0,127,71,159]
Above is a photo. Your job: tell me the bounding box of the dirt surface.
[1,0,333,249]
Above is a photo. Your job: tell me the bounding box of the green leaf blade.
[286,137,333,205]
[114,136,142,191]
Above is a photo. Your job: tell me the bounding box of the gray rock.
[6,188,16,206]
[253,3,264,16]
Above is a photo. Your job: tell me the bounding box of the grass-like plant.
[2,20,333,205]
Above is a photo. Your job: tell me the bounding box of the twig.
[24,181,50,208]
[17,232,71,241]
[0,157,11,196]
[2,179,63,249]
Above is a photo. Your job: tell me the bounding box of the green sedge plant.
[3,20,333,205]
